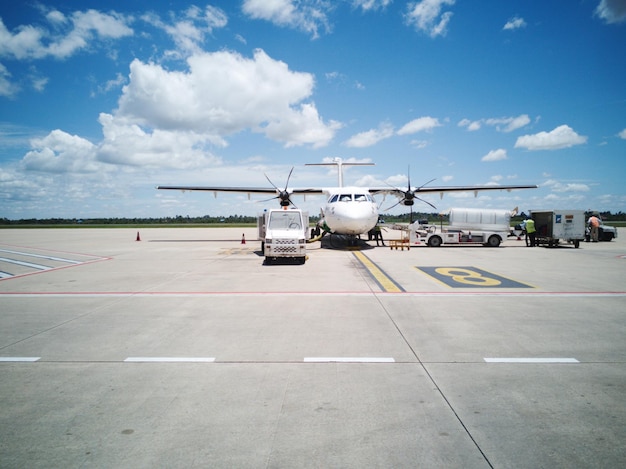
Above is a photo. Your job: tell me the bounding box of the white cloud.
[352,0,393,12]
[0,63,19,97]
[485,114,531,132]
[458,118,481,131]
[515,125,587,150]
[503,16,526,31]
[116,49,339,148]
[618,128,626,139]
[397,116,441,135]
[459,114,530,133]
[141,5,227,56]
[21,129,101,173]
[242,0,332,39]
[0,9,133,60]
[97,113,222,169]
[595,0,626,24]
[543,179,590,193]
[405,0,455,38]
[344,122,394,147]
[482,149,508,162]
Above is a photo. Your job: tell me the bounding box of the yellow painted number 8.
[435,268,501,286]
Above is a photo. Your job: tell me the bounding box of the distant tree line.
[2,210,625,226]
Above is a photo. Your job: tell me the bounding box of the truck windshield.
[268,211,301,230]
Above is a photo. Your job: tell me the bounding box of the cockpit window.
[329,194,339,203]
[339,194,352,202]
[355,194,367,201]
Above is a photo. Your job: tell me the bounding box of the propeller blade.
[264,168,296,207]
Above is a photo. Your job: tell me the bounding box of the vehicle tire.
[428,236,442,247]
[487,235,501,247]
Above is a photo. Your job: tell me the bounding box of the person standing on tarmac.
[525,216,536,247]
[373,221,386,247]
[588,214,600,242]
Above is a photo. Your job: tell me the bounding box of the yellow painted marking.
[353,251,404,293]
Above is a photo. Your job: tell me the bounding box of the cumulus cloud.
[141,5,227,56]
[595,0,626,24]
[618,128,626,139]
[482,149,508,162]
[515,125,587,150]
[405,0,455,38]
[242,0,332,39]
[97,113,222,168]
[397,116,441,135]
[503,16,526,30]
[344,122,394,148]
[116,49,340,148]
[21,129,101,173]
[459,114,530,133]
[0,9,133,60]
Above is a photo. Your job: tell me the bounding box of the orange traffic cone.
[136,231,141,241]
[241,233,246,244]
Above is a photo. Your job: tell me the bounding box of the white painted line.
[0,257,51,270]
[0,357,41,362]
[0,249,82,264]
[124,357,216,363]
[484,358,579,363]
[304,357,395,363]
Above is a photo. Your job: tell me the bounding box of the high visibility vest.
[525,219,536,233]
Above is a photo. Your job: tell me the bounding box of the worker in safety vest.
[525,217,536,247]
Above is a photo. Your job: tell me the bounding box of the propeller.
[384,166,437,223]
[263,167,296,208]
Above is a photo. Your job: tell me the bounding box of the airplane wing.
[156,185,325,207]
[369,184,537,197]
[369,184,538,210]
[156,185,324,195]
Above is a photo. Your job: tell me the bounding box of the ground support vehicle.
[257,209,308,264]
[408,208,513,247]
[530,209,585,248]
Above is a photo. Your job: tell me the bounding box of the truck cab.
[258,209,308,264]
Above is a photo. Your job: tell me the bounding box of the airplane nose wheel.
[327,234,361,249]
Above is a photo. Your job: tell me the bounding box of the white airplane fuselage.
[320,187,379,236]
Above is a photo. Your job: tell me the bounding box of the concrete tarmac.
[0,227,625,468]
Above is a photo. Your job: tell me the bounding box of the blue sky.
[1,0,625,219]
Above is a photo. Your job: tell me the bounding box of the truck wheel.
[428,236,442,247]
[487,235,501,247]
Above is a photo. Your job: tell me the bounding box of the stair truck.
[529,209,585,248]
[257,208,308,263]
[409,208,514,247]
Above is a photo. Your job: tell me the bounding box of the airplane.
[157,158,537,240]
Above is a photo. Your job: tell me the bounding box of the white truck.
[408,208,514,247]
[257,208,308,264]
[530,209,585,248]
